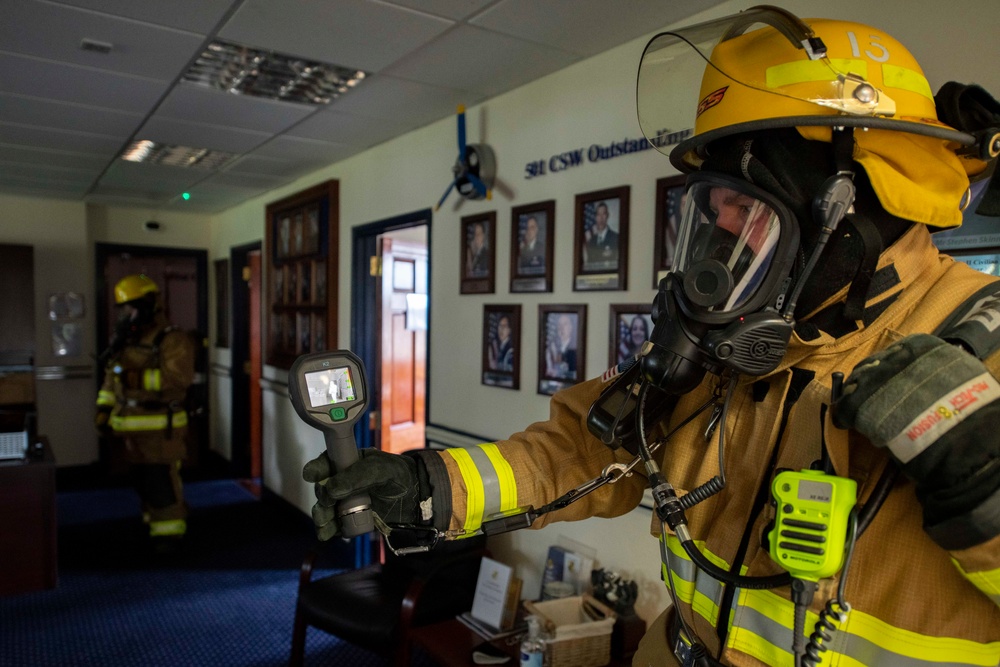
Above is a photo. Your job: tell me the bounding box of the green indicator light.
[182,192,191,200]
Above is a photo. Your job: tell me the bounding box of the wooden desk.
[0,438,57,596]
[409,618,520,666]
[409,617,633,667]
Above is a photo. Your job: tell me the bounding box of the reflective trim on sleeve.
[953,558,1000,607]
[143,369,162,392]
[729,588,1000,666]
[444,444,517,533]
[110,411,188,433]
[97,390,116,407]
[149,519,187,537]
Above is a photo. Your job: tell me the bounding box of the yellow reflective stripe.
[732,588,1000,666]
[143,369,162,391]
[96,390,115,406]
[953,558,1000,606]
[663,536,729,627]
[882,63,933,100]
[149,519,186,537]
[766,58,867,89]
[110,411,188,432]
[446,447,485,532]
[478,443,518,513]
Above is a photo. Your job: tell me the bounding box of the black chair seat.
[289,534,487,666]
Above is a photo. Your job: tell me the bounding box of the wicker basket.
[523,594,616,667]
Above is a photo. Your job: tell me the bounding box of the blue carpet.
[0,479,439,667]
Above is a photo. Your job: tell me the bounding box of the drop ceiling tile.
[327,75,483,128]
[46,0,235,33]
[383,25,579,97]
[4,0,207,81]
[224,154,315,178]
[249,135,355,164]
[285,109,413,147]
[219,0,453,72]
[0,53,168,113]
[382,0,494,21]
[156,84,316,134]
[99,160,208,191]
[0,160,100,186]
[136,116,270,154]
[0,122,124,156]
[0,146,110,171]
[204,170,292,190]
[0,93,143,138]
[0,181,91,198]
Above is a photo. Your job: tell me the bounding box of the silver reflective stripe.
[665,539,726,622]
[465,445,502,519]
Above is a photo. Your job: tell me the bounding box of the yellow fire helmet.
[637,6,989,229]
[114,274,159,305]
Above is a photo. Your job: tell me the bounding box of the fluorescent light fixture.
[182,39,367,105]
[120,140,236,170]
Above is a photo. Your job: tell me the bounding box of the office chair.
[289,533,487,666]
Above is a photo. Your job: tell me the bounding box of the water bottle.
[520,615,546,667]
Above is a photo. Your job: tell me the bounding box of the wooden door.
[378,238,427,455]
[248,251,262,480]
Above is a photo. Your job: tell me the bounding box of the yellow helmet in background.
[114,274,159,305]
[637,6,985,228]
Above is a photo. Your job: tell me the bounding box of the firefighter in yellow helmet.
[96,274,196,549]
[300,8,1000,665]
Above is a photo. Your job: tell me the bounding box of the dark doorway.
[229,242,263,484]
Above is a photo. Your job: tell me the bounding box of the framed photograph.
[483,305,521,389]
[609,304,653,368]
[654,175,686,287]
[538,304,587,395]
[574,186,630,291]
[948,248,1000,277]
[510,200,555,293]
[461,212,496,294]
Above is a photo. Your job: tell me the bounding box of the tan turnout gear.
[97,276,195,534]
[417,225,1000,665]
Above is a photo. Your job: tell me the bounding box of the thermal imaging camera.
[288,350,374,538]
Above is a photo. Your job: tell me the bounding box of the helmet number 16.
[846,31,890,62]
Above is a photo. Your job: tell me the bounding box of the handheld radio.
[768,469,856,581]
[288,350,374,538]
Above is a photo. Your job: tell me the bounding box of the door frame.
[350,209,432,452]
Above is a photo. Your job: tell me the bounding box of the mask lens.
[676,179,782,312]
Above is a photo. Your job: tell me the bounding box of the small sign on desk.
[470,557,513,632]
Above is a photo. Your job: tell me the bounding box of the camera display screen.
[305,367,357,408]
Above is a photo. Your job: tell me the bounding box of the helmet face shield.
[673,173,798,319]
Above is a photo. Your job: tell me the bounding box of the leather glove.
[302,448,430,541]
[832,333,1000,549]
[95,407,113,437]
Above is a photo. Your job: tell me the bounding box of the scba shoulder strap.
[933,279,1000,360]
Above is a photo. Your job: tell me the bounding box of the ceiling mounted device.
[435,105,496,210]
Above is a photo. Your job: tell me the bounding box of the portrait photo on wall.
[482,304,521,389]
[609,304,654,368]
[538,304,586,395]
[510,200,555,293]
[461,212,496,294]
[654,175,685,288]
[574,186,630,291]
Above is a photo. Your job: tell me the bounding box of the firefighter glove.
[95,407,113,437]
[302,448,431,541]
[832,333,1000,549]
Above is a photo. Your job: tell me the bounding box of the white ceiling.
[0,0,726,213]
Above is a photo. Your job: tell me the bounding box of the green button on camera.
[329,407,347,421]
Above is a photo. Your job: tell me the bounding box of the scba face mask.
[642,173,800,392]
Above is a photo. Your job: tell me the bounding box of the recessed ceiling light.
[182,39,367,106]
[120,140,235,170]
